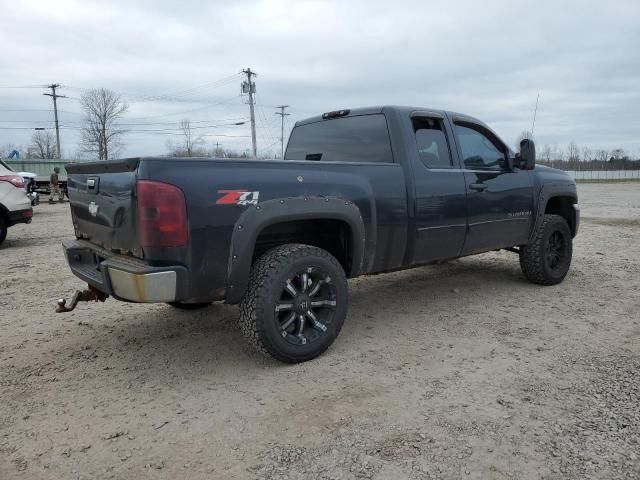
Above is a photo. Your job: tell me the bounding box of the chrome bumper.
[108,269,177,302]
[62,239,187,303]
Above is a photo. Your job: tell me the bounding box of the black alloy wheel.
[545,230,568,271]
[274,266,337,346]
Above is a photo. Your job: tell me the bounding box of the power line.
[0,108,81,114]
[274,105,290,159]
[62,74,242,103]
[56,116,248,127]
[254,102,276,152]
[124,94,244,120]
[59,120,247,132]
[0,84,48,89]
[255,94,279,146]
[124,74,242,103]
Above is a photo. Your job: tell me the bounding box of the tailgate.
[66,158,140,256]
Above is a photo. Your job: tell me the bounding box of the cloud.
[1,0,639,157]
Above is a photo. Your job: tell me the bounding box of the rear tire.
[0,217,7,246]
[519,214,572,285]
[239,243,348,363]
[167,301,212,310]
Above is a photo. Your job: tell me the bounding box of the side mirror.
[518,139,536,170]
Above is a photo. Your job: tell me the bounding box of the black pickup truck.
[60,106,579,363]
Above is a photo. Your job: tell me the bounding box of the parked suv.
[0,160,33,246]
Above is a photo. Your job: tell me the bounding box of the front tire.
[239,243,348,363]
[519,214,573,285]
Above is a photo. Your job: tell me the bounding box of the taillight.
[0,175,25,189]
[136,180,188,248]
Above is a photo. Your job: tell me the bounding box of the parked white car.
[0,160,33,245]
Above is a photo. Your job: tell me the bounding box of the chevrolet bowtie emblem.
[88,201,99,217]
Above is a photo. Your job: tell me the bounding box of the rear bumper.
[62,239,188,303]
[7,208,33,226]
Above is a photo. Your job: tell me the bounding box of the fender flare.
[225,196,367,304]
[530,183,578,242]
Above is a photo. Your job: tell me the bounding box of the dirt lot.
[1,183,639,479]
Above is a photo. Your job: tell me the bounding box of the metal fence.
[538,160,640,182]
[565,169,640,181]
[5,159,85,176]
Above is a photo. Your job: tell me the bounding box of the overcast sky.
[1,0,639,159]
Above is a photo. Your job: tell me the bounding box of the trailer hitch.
[56,286,108,313]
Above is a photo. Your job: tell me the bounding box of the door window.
[412,118,452,169]
[455,125,506,170]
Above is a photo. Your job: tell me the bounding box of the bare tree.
[610,148,628,161]
[166,119,206,157]
[540,144,553,163]
[566,141,580,162]
[595,149,609,162]
[29,130,57,159]
[581,146,593,162]
[180,119,203,157]
[79,88,128,160]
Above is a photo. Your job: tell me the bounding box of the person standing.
[49,167,64,203]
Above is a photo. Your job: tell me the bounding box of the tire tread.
[239,243,346,363]
[520,214,571,285]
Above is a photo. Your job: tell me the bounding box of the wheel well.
[253,219,353,275]
[545,196,576,236]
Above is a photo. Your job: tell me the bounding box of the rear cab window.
[285,114,394,163]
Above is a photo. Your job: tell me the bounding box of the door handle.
[469,183,487,192]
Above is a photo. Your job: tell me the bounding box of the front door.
[451,121,534,255]
[409,113,468,264]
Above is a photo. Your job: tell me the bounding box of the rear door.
[409,111,468,264]
[66,159,140,255]
[450,119,534,254]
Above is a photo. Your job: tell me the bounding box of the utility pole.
[274,105,290,159]
[214,141,222,157]
[43,84,66,159]
[241,68,257,158]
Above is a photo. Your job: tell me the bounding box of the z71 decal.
[216,189,260,206]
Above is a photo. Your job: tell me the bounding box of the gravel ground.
[1,183,639,480]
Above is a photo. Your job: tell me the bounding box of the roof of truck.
[293,106,514,155]
[295,105,488,128]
